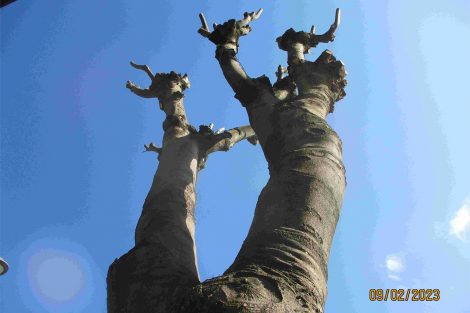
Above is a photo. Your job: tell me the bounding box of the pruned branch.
[275,65,288,82]
[314,8,341,43]
[194,124,257,171]
[126,60,158,99]
[335,8,341,25]
[277,8,341,58]
[126,80,155,98]
[125,63,186,103]
[197,9,263,45]
[143,142,162,154]
[238,9,263,27]
[130,61,154,80]
[198,13,211,37]
[197,10,272,106]
[310,25,316,34]
[205,125,257,154]
[273,64,296,101]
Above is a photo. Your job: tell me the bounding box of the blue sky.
[1,1,469,312]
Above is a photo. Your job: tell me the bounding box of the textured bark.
[108,64,257,312]
[108,9,347,313]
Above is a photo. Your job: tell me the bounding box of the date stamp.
[369,289,440,301]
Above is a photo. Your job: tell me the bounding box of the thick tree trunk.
[224,98,346,312]
[108,73,201,311]
[108,9,347,313]
[108,67,258,312]
[108,72,345,313]
[107,126,258,312]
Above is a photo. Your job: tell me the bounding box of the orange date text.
[369,289,440,301]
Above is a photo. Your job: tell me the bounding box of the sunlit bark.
[107,64,256,313]
[108,8,347,313]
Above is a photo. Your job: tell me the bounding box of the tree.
[107,8,347,313]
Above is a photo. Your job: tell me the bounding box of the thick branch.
[216,50,255,101]
[206,125,257,154]
[192,124,257,170]
[198,10,264,103]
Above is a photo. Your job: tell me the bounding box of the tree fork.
[108,8,347,313]
[108,63,257,313]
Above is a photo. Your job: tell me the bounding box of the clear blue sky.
[1,1,469,312]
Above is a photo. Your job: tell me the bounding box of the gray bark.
[108,9,347,313]
[108,65,257,312]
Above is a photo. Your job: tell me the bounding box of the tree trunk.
[108,66,258,312]
[107,9,347,313]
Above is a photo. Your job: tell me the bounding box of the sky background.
[1,0,469,312]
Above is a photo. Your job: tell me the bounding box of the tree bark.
[107,9,347,313]
[108,65,257,313]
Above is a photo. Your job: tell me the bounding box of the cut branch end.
[143,142,162,154]
[198,13,211,37]
[335,8,341,27]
